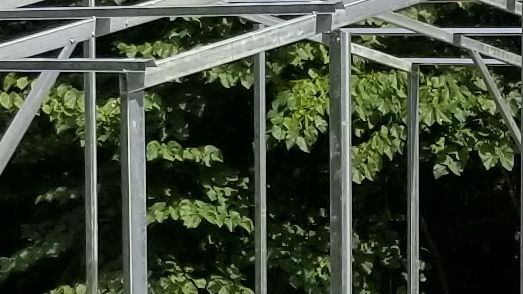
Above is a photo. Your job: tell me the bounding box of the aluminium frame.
[0,1,522,294]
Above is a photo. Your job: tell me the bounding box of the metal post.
[470,50,522,149]
[328,29,352,294]
[119,72,148,294]
[254,24,267,294]
[407,65,420,294]
[83,0,97,293]
[0,43,76,176]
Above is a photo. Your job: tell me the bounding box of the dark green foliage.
[0,2,521,294]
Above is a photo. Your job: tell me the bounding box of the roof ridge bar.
[377,12,522,66]
[0,3,341,20]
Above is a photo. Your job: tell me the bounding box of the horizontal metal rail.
[0,3,341,19]
[406,57,507,65]
[377,12,522,67]
[0,58,156,72]
[344,27,522,36]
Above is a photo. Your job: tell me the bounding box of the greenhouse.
[0,0,522,294]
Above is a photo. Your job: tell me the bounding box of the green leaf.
[16,77,29,90]
[0,92,11,109]
[296,136,309,153]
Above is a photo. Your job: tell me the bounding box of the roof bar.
[144,0,425,88]
[0,19,96,59]
[470,50,522,148]
[344,27,522,36]
[0,3,341,20]
[406,57,507,65]
[243,14,414,71]
[377,12,521,67]
[478,0,521,15]
[0,58,156,72]
[145,14,319,87]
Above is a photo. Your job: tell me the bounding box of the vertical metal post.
[407,65,420,294]
[328,30,352,294]
[83,1,97,293]
[120,72,148,294]
[254,24,268,294]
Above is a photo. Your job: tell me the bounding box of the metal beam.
[0,19,96,59]
[145,0,425,88]
[0,0,421,61]
[343,27,522,36]
[254,24,267,294]
[406,57,506,65]
[0,0,218,59]
[0,3,340,19]
[469,50,522,148]
[0,0,44,9]
[377,12,522,67]
[120,72,148,294]
[243,14,414,72]
[0,58,156,72]
[478,0,522,15]
[407,65,421,294]
[83,1,98,294]
[328,29,352,294]
[0,45,76,176]
[145,14,320,88]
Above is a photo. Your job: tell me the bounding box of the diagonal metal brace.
[470,50,522,148]
[0,44,77,176]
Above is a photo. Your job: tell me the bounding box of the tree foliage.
[0,1,521,294]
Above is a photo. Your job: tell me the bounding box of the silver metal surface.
[0,1,224,60]
[407,65,420,294]
[120,72,148,294]
[145,14,319,88]
[145,0,423,89]
[0,58,156,72]
[243,15,414,71]
[0,0,44,9]
[254,24,267,294]
[406,58,506,65]
[352,43,413,71]
[0,19,96,59]
[328,30,352,294]
[478,0,522,15]
[344,27,522,36]
[83,1,98,293]
[0,3,340,19]
[378,12,522,67]
[0,44,76,176]
[469,50,522,148]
